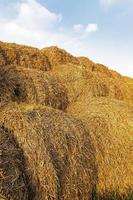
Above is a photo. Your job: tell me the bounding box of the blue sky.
[0,0,132,76]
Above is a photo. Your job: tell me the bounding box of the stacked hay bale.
[49,64,88,104]
[0,65,68,110]
[0,42,17,66]
[20,67,68,110]
[0,41,133,200]
[41,47,132,105]
[0,104,58,200]
[0,125,30,200]
[0,65,35,104]
[77,56,95,71]
[41,46,79,68]
[77,57,133,104]
[78,71,133,105]
[68,97,133,199]
[49,63,133,106]
[94,63,114,78]
[0,104,96,200]
[1,42,132,105]
[124,76,133,103]
[0,41,51,71]
[77,57,118,78]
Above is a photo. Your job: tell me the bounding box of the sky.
[0,0,132,76]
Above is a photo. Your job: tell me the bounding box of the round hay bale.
[21,67,68,110]
[41,46,79,68]
[109,74,133,105]
[77,57,113,78]
[64,56,133,105]
[80,72,131,103]
[16,47,51,71]
[78,57,123,80]
[0,47,5,66]
[82,62,133,104]
[124,76,133,103]
[0,65,68,110]
[49,63,132,106]
[77,56,95,71]
[0,42,17,65]
[49,63,88,104]
[0,103,97,200]
[23,105,97,200]
[0,125,30,200]
[124,76,133,85]
[0,104,58,200]
[68,97,133,199]
[94,64,114,78]
[0,41,51,71]
[0,65,36,104]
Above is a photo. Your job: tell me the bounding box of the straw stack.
[0,125,30,200]
[0,104,96,200]
[0,41,51,71]
[0,65,68,110]
[49,63,133,106]
[68,97,133,199]
[41,46,79,68]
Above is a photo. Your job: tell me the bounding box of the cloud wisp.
[73,24,84,32]
[86,24,98,33]
[73,23,98,33]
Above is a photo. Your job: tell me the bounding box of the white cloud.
[73,23,98,35]
[0,0,98,52]
[0,0,68,48]
[15,0,62,30]
[0,0,132,77]
[85,24,98,33]
[73,24,84,32]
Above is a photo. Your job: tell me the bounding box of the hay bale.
[68,97,133,199]
[0,65,36,104]
[24,105,97,200]
[78,71,133,104]
[16,47,51,71]
[0,125,30,200]
[77,56,95,71]
[49,63,88,104]
[21,67,68,110]
[0,41,51,71]
[77,57,113,78]
[74,57,133,104]
[49,63,133,106]
[124,76,133,85]
[0,104,97,200]
[0,65,68,110]
[124,76,133,103]
[0,104,58,200]
[85,63,133,104]
[94,64,114,78]
[78,57,123,79]
[41,46,79,68]
[0,44,15,66]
